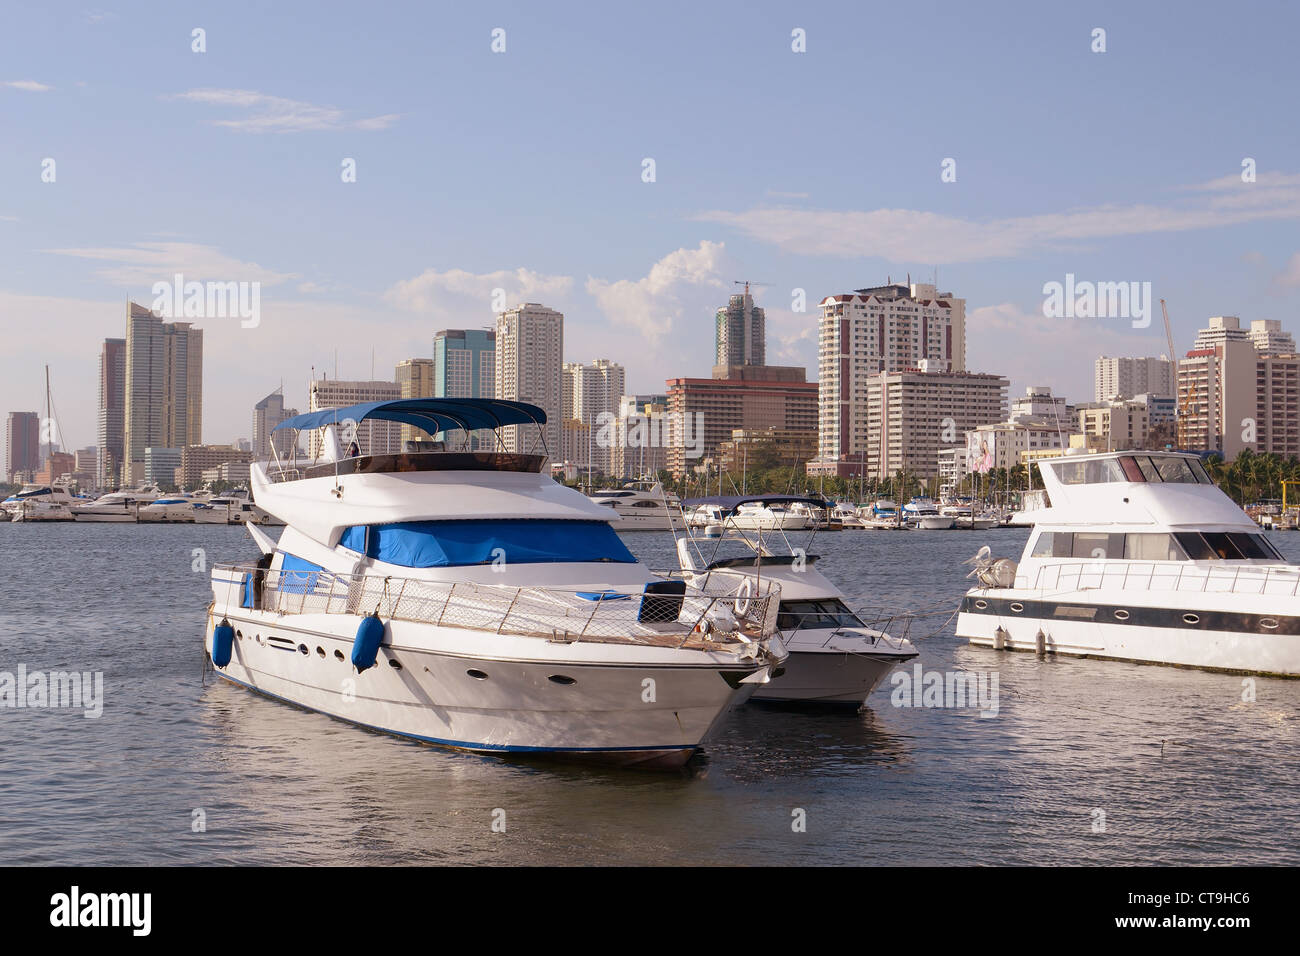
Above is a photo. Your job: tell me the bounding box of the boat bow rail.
[213,562,782,650]
[1022,560,1300,597]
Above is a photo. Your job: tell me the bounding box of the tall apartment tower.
[1191,316,1250,351]
[715,285,766,368]
[252,388,299,460]
[97,338,126,487]
[4,411,40,482]
[124,302,203,485]
[433,329,495,399]
[1094,356,1176,402]
[562,358,625,474]
[1248,319,1297,355]
[814,282,968,469]
[306,378,402,460]
[494,304,563,460]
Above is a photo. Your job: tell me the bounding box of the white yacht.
[588,481,683,531]
[206,399,788,769]
[138,496,209,523]
[902,497,955,530]
[860,499,903,530]
[72,486,164,522]
[676,495,917,707]
[11,500,75,522]
[957,449,1300,676]
[941,502,1000,530]
[688,498,810,531]
[1,482,79,519]
[830,501,867,530]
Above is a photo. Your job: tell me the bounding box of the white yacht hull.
[751,648,906,705]
[911,516,956,530]
[72,510,138,523]
[206,605,765,768]
[958,588,1300,677]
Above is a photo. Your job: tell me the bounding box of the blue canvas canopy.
[273,398,547,435]
[681,494,829,515]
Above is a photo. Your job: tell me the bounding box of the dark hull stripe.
[961,594,1300,636]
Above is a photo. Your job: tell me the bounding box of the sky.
[3,0,1300,452]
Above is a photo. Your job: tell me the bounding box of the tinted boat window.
[1030,532,1055,557]
[1255,534,1285,560]
[1135,456,1162,482]
[1152,457,1197,483]
[1227,532,1272,559]
[1174,532,1219,560]
[1189,459,1214,484]
[776,599,863,631]
[1201,532,1244,560]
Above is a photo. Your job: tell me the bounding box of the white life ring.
[734,577,754,619]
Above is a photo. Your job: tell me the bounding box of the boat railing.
[1027,560,1300,598]
[215,563,780,647]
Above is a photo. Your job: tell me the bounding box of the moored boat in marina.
[205,398,788,768]
[957,449,1300,676]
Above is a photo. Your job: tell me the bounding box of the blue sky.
[4,0,1300,452]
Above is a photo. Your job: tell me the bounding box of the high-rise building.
[5,411,40,482]
[433,329,495,399]
[1253,352,1300,456]
[1074,400,1152,452]
[1176,339,1257,456]
[97,338,126,488]
[252,388,299,460]
[143,447,183,487]
[124,303,203,485]
[563,359,625,475]
[715,285,766,369]
[495,304,563,460]
[1191,316,1250,351]
[609,394,670,479]
[665,373,818,478]
[177,444,255,489]
[394,358,435,446]
[811,366,1006,481]
[815,282,968,470]
[306,379,402,460]
[1248,319,1297,356]
[1094,356,1176,402]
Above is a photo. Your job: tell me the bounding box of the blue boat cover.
[273,398,547,435]
[338,520,636,568]
[278,553,325,593]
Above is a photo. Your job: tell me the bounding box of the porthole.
[298,644,309,654]
[548,674,576,685]
[1114,609,1130,621]
[1010,603,1024,613]
[974,599,988,610]
[388,659,403,670]
[1261,618,1280,630]
[334,649,345,661]
[466,669,489,680]
[316,646,326,658]
[1183,613,1200,625]
[236,629,243,639]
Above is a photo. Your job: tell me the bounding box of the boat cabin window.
[1032,531,1188,561]
[776,598,863,631]
[337,519,638,568]
[1173,531,1282,561]
[1049,455,1214,486]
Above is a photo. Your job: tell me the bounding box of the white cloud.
[4,80,54,92]
[1271,252,1300,289]
[697,173,1300,265]
[384,267,574,315]
[585,241,730,343]
[40,241,299,288]
[169,88,400,133]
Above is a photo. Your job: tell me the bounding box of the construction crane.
[1163,298,1194,449]
[733,280,771,296]
[1160,298,1177,361]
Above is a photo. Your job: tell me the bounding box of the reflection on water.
[0,522,1297,864]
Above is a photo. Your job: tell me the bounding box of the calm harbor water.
[1,521,1297,865]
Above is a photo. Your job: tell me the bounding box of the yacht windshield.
[776,598,863,631]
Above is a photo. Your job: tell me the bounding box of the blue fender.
[212,619,235,668]
[352,613,385,671]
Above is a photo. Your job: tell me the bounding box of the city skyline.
[5,3,1300,452]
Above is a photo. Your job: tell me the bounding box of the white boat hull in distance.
[750,643,909,705]
[205,602,766,769]
[958,585,1300,677]
[913,515,956,530]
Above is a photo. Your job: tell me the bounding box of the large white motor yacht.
[588,481,683,531]
[686,498,811,531]
[957,449,1300,676]
[206,399,788,769]
[902,497,955,530]
[676,495,917,706]
[1,482,79,519]
[72,486,164,522]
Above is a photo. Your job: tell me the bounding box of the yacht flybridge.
[206,398,788,769]
[677,495,917,707]
[958,449,1300,676]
